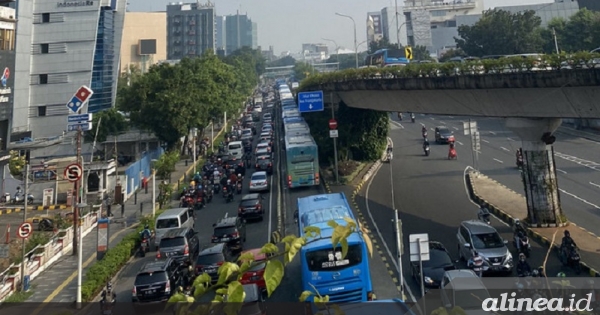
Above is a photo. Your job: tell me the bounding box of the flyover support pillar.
[505,118,565,227]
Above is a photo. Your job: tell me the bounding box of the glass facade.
[89,7,115,113]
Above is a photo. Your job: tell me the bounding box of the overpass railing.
[299,52,600,89]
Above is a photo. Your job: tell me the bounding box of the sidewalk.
[467,171,600,277]
[24,123,228,303]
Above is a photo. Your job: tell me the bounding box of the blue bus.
[284,122,310,137]
[284,135,319,188]
[283,116,305,125]
[296,193,374,302]
[366,49,409,67]
[282,109,301,120]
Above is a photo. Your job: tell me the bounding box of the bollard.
[121,203,125,218]
[177,180,180,191]
[185,160,188,166]
[107,204,112,217]
[134,191,137,205]
[140,202,144,215]
[145,184,148,194]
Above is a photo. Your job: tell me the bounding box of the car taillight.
[132,286,137,296]
[165,281,171,293]
[184,245,189,255]
[256,164,259,168]
[238,207,243,213]
[288,175,292,187]
[156,250,161,258]
[217,261,224,266]
[315,173,320,184]
[257,204,262,209]
[232,232,240,238]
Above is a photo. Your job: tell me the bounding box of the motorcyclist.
[100,282,116,309]
[467,251,484,277]
[516,148,523,166]
[235,164,245,177]
[229,172,237,183]
[386,145,393,160]
[397,112,403,120]
[516,253,531,276]
[193,172,201,183]
[140,225,151,241]
[423,139,430,151]
[226,179,233,195]
[513,219,527,250]
[561,230,577,262]
[410,113,415,122]
[478,205,491,223]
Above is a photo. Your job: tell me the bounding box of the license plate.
[492,266,501,271]
[221,238,229,241]
[206,269,216,273]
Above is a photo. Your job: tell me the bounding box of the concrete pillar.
[505,118,565,227]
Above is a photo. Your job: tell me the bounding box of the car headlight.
[424,276,434,284]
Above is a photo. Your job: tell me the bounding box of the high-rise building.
[0,6,15,161]
[380,6,408,47]
[166,1,215,60]
[366,11,384,47]
[224,13,257,55]
[215,15,225,51]
[11,0,125,140]
[120,12,167,73]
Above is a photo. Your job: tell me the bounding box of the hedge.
[298,51,600,91]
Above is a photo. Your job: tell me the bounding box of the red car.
[239,248,268,290]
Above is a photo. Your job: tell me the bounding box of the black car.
[410,241,455,289]
[211,216,246,252]
[238,193,265,220]
[195,243,236,283]
[255,156,273,175]
[435,126,454,144]
[132,258,183,303]
[156,227,200,266]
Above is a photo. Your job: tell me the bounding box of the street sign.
[329,119,338,130]
[409,233,430,262]
[405,46,413,60]
[64,163,83,182]
[472,131,481,151]
[66,85,93,113]
[68,113,92,123]
[67,122,92,132]
[17,222,33,239]
[329,130,339,138]
[463,121,477,135]
[298,91,324,112]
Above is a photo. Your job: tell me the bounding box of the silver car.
[456,220,513,275]
[249,171,269,192]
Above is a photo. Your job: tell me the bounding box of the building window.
[42,13,50,23]
[0,29,15,51]
[38,106,46,117]
[39,74,48,84]
[431,10,446,17]
[41,43,49,54]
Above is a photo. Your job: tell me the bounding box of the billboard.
[368,13,382,35]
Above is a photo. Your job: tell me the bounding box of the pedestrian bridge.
[298,68,600,118]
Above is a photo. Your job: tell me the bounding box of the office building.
[260,45,275,62]
[120,12,167,73]
[166,1,215,60]
[215,15,225,51]
[380,7,408,47]
[366,11,384,47]
[224,13,257,55]
[300,43,328,61]
[0,6,15,160]
[11,0,125,141]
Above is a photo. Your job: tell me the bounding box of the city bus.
[284,135,319,188]
[366,48,409,67]
[282,108,301,120]
[284,121,310,137]
[283,116,305,125]
[296,193,375,302]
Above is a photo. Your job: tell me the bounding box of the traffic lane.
[0,209,73,233]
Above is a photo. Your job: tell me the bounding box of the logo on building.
[0,67,11,103]
[1,67,9,87]
[57,0,94,8]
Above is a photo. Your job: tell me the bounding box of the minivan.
[440,269,491,314]
[156,227,200,266]
[154,208,195,247]
[227,141,243,158]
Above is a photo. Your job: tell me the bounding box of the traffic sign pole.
[330,93,339,184]
[20,164,29,291]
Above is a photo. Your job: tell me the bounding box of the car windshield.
[156,218,179,229]
[439,128,451,134]
[256,149,269,155]
[242,130,252,135]
[159,237,185,248]
[252,174,267,181]
[214,227,236,237]
[248,261,266,272]
[258,159,271,165]
[472,232,505,249]
[423,249,453,268]
[240,199,258,207]
[197,253,224,265]
[305,245,362,271]
[135,271,167,285]
[229,144,242,150]
[257,143,268,148]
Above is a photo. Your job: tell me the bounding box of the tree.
[268,55,296,67]
[368,36,400,54]
[84,108,129,143]
[540,17,567,54]
[455,9,543,56]
[543,9,600,53]
[412,45,432,61]
[293,62,315,81]
[439,48,467,62]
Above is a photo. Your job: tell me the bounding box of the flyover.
[298,59,600,226]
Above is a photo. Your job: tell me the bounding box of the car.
[411,241,456,290]
[211,216,246,252]
[261,124,273,132]
[263,113,272,121]
[255,156,273,175]
[224,156,245,170]
[255,142,271,153]
[238,193,265,220]
[195,243,236,283]
[266,103,274,109]
[457,220,513,274]
[249,171,269,192]
[238,248,270,290]
[435,126,454,144]
[241,128,253,139]
[156,227,200,266]
[259,134,273,146]
[132,257,183,303]
[254,148,270,164]
[440,269,491,312]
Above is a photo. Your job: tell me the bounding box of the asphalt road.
[358,115,585,300]
[403,115,600,237]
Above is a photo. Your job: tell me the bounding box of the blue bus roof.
[283,111,301,118]
[284,122,309,130]
[297,193,360,243]
[283,116,304,124]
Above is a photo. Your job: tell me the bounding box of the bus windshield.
[306,245,362,271]
[387,49,406,59]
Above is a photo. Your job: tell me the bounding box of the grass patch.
[321,160,366,185]
[3,287,34,303]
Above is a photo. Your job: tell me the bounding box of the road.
[358,115,587,300]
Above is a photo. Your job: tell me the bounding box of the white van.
[154,208,194,247]
[227,141,243,157]
[440,269,491,314]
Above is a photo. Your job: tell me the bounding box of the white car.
[255,142,271,153]
[249,171,269,192]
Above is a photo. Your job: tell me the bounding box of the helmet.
[238,173,241,177]
[514,219,520,226]
[564,230,570,237]
[227,179,231,184]
[177,286,183,293]
[144,225,149,230]
[557,272,566,277]
[519,253,526,260]
[532,269,539,277]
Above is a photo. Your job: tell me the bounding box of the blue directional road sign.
[67,122,92,132]
[68,113,92,123]
[298,91,324,113]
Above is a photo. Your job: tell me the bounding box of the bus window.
[306,245,362,271]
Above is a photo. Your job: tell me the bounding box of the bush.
[11,232,51,264]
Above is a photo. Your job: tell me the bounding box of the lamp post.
[151,159,158,218]
[322,38,339,64]
[335,13,358,68]
[75,202,87,309]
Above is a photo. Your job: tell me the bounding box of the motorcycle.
[516,155,524,168]
[0,192,10,203]
[222,186,229,198]
[448,148,457,160]
[514,232,531,258]
[13,191,34,204]
[560,244,582,274]
[424,145,430,156]
[225,190,234,203]
[386,151,393,162]
[478,208,491,225]
[193,196,204,210]
[236,181,243,194]
[422,131,428,140]
[139,237,150,257]
[411,114,415,123]
[213,182,221,194]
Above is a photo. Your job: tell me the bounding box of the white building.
[380,6,408,46]
[12,0,126,143]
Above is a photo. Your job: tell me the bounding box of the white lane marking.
[456,141,464,146]
[559,188,600,210]
[430,128,435,131]
[507,137,515,141]
[430,117,435,120]
[556,169,567,174]
[364,163,417,303]
[554,152,600,172]
[489,131,496,135]
[500,147,510,152]
[463,167,509,227]
[390,120,404,129]
[439,121,446,125]
[493,158,504,164]
[448,116,454,118]
[590,182,600,189]
[268,172,273,243]
[481,139,490,143]
[452,127,459,130]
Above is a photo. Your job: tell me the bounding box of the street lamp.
[322,38,339,68]
[75,202,87,309]
[151,159,158,218]
[335,13,359,68]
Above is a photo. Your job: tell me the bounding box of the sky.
[130,0,553,55]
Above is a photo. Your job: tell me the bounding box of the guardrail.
[0,209,99,302]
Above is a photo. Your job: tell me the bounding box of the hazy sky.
[131,0,552,54]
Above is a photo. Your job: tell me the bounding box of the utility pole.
[395,0,400,46]
[330,93,339,184]
[73,127,82,255]
[20,164,29,292]
[552,28,560,54]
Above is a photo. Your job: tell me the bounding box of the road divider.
[0,204,69,215]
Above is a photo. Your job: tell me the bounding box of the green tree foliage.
[84,108,129,143]
[455,9,543,56]
[303,102,388,163]
[268,55,296,67]
[154,150,180,180]
[413,45,433,61]
[8,150,25,176]
[541,9,600,53]
[293,62,315,81]
[368,36,399,54]
[439,48,467,62]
